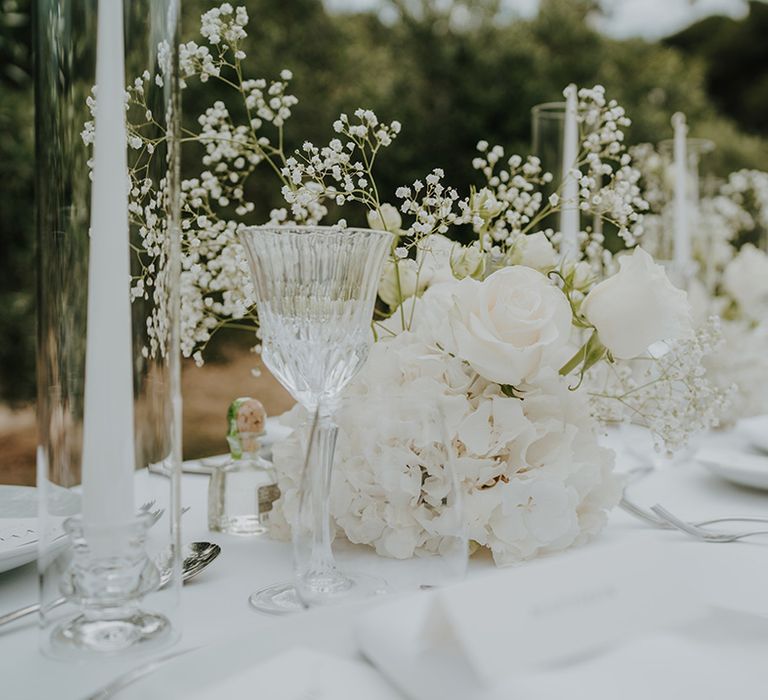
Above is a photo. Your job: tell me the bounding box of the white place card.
[358,542,706,698]
[421,543,704,685]
[187,647,401,700]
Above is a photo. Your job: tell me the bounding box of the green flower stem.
[559,330,606,377]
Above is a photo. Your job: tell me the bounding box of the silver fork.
[621,493,768,531]
[147,505,190,526]
[651,504,768,543]
[18,500,158,549]
[620,467,768,532]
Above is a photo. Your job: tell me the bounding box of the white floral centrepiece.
[114,3,734,567]
[270,248,693,566]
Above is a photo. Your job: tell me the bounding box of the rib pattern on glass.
[239,226,392,406]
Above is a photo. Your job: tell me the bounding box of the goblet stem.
[294,406,351,601]
[309,411,338,576]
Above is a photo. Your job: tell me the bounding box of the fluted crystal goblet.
[239,225,392,613]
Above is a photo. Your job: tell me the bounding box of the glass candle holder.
[35,0,182,658]
[51,513,168,655]
[657,136,715,288]
[531,100,599,240]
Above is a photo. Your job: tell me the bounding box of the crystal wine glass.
[238,225,392,613]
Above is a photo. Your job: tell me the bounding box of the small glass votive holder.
[50,512,171,656]
[208,398,280,536]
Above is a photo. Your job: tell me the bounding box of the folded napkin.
[357,542,709,700]
[187,647,401,700]
[503,609,768,700]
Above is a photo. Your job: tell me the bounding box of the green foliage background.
[2,0,767,403]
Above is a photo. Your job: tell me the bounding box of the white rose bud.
[582,247,691,359]
[509,232,559,272]
[571,261,594,290]
[378,258,422,308]
[470,187,504,221]
[367,202,402,233]
[450,244,485,280]
[722,244,768,321]
[417,234,454,285]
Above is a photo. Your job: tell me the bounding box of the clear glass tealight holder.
[50,513,171,657]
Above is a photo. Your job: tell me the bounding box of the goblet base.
[248,572,389,615]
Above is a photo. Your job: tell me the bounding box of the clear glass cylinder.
[656,137,715,262]
[35,0,182,658]
[531,101,598,236]
[531,102,569,184]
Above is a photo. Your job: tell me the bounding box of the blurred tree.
[0,0,31,87]
[0,0,35,402]
[2,0,768,401]
[666,0,768,136]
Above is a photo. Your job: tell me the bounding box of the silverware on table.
[620,466,768,536]
[651,504,768,543]
[0,541,220,627]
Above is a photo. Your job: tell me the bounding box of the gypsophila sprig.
[115,4,323,363]
[280,109,402,219]
[396,169,463,240]
[462,87,647,276]
[587,317,732,452]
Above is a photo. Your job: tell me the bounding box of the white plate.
[697,446,768,491]
[737,415,768,454]
[0,485,79,575]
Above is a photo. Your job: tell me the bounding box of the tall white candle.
[81,0,135,527]
[672,112,690,271]
[559,83,580,261]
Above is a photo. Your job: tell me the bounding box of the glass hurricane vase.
[238,225,392,613]
[35,0,182,658]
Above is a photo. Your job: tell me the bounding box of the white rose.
[378,258,424,308]
[447,266,573,385]
[509,232,558,273]
[723,244,768,321]
[367,203,402,233]
[581,247,691,359]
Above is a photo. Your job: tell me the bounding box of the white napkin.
[187,647,402,700]
[502,609,768,700]
[357,542,709,700]
[737,414,768,453]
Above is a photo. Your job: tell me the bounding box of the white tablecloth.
[1,433,767,699]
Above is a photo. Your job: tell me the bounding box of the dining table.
[2,427,768,700]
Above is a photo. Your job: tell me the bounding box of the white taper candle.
[672,112,690,271]
[81,0,135,527]
[559,83,580,261]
